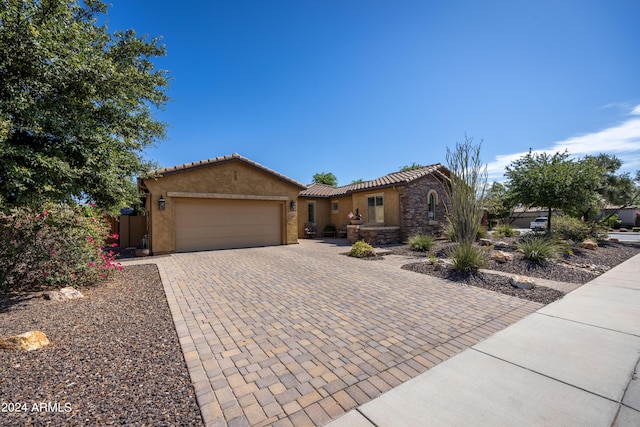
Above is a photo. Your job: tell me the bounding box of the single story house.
[508,205,640,228]
[138,153,450,254]
[601,205,639,227]
[298,164,450,244]
[508,207,562,228]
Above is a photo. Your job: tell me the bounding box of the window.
[332,201,339,213]
[428,191,437,220]
[367,195,384,223]
[308,202,316,223]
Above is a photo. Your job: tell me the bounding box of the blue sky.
[106,1,640,185]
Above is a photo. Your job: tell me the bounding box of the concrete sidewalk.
[327,253,640,427]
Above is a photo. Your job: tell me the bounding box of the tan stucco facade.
[299,188,402,238]
[141,160,302,254]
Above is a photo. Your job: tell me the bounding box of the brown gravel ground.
[0,264,203,427]
[391,239,640,305]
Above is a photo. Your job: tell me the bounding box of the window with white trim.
[367,195,384,223]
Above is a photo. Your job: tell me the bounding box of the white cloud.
[487,104,640,182]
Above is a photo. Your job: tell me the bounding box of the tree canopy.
[505,150,604,231]
[399,162,424,172]
[484,181,515,226]
[0,0,169,212]
[312,172,337,186]
[588,154,637,206]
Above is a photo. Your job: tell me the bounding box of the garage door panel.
[175,199,282,252]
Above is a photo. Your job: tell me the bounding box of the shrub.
[408,234,435,252]
[601,214,621,229]
[476,227,488,240]
[447,243,487,272]
[551,215,591,242]
[633,227,640,232]
[517,235,559,263]
[493,224,520,238]
[348,240,375,258]
[635,213,640,227]
[0,204,121,293]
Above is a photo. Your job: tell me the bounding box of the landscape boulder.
[0,331,50,351]
[479,238,493,246]
[581,239,598,250]
[44,287,84,301]
[510,275,535,290]
[490,250,514,263]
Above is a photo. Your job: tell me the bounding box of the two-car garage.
[174,198,283,252]
[139,153,305,255]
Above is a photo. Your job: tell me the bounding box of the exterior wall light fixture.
[289,200,297,211]
[158,195,166,210]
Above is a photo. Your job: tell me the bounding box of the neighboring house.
[508,206,640,228]
[138,153,450,254]
[299,164,451,244]
[508,207,562,228]
[138,153,305,254]
[601,205,640,227]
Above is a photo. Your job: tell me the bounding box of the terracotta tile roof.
[150,153,307,189]
[300,163,449,198]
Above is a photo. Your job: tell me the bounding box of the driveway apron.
[150,240,542,426]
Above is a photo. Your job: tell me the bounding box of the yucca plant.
[517,235,559,263]
[447,243,487,272]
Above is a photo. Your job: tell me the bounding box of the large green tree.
[505,150,604,232]
[399,162,424,172]
[583,154,638,219]
[312,172,338,186]
[485,181,515,227]
[0,0,169,212]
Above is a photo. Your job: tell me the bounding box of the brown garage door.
[175,198,282,252]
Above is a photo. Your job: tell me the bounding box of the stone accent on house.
[347,225,401,245]
[399,174,449,241]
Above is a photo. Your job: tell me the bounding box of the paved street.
[135,239,542,426]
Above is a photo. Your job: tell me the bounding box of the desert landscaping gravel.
[0,264,203,426]
[393,240,640,304]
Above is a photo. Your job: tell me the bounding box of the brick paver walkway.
[141,240,543,426]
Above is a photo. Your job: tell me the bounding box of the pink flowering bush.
[0,204,122,293]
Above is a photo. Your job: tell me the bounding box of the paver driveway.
[149,239,542,426]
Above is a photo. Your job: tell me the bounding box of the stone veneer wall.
[399,174,449,242]
[347,225,401,245]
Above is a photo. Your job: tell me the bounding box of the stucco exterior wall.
[330,196,353,231]
[350,188,401,226]
[142,161,301,254]
[298,197,332,238]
